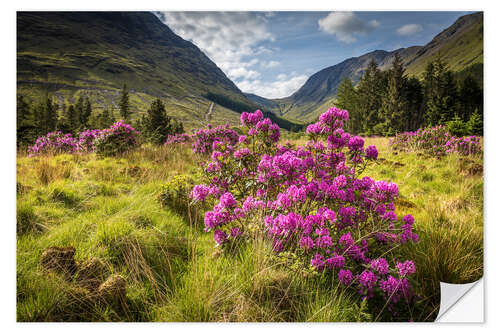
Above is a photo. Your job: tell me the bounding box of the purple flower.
[365,145,378,159]
[299,236,315,251]
[396,260,416,277]
[190,185,211,201]
[219,192,237,209]
[370,258,389,275]
[326,255,346,269]
[311,253,325,271]
[230,227,243,238]
[348,136,364,152]
[338,269,353,285]
[214,229,228,245]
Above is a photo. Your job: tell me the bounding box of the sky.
[154,11,473,99]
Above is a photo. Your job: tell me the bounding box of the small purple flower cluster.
[165,133,192,145]
[189,107,418,310]
[78,129,102,153]
[190,124,239,155]
[28,131,79,156]
[390,125,482,156]
[444,135,482,156]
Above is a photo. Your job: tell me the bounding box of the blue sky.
[155,11,473,99]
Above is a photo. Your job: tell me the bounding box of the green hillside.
[405,12,483,77]
[17,12,256,129]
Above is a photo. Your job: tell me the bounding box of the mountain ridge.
[246,12,483,123]
[17,11,256,129]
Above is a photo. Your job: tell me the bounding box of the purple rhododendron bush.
[189,108,420,318]
[28,131,80,156]
[389,125,482,156]
[27,121,140,157]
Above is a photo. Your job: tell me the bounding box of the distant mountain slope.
[247,12,483,123]
[404,12,483,75]
[17,12,254,129]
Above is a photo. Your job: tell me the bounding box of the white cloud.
[277,73,288,80]
[318,12,379,43]
[397,24,423,36]
[155,12,274,82]
[261,60,280,69]
[227,67,261,80]
[237,74,309,99]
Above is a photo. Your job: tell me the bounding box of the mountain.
[17,12,259,129]
[247,12,483,123]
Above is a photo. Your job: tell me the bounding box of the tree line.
[335,54,483,136]
[17,84,184,147]
[204,92,305,132]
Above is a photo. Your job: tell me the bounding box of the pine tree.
[424,55,457,126]
[357,58,386,135]
[458,75,483,121]
[16,95,37,146]
[99,107,115,129]
[145,98,172,145]
[43,95,58,134]
[446,114,469,137]
[67,105,78,134]
[57,103,73,134]
[336,77,360,133]
[80,97,92,128]
[380,52,408,135]
[74,96,84,130]
[119,84,131,121]
[467,108,483,136]
[404,77,425,130]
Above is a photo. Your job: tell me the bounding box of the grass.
[16,137,483,322]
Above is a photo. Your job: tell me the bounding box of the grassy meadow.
[16,137,483,322]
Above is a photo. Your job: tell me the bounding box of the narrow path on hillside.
[205,102,215,122]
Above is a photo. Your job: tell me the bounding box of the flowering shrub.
[189,108,419,314]
[93,121,140,156]
[28,122,139,157]
[78,129,102,153]
[191,124,239,155]
[390,125,481,156]
[165,133,192,145]
[444,135,482,156]
[164,123,240,156]
[28,131,79,156]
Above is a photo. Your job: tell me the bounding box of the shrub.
[390,125,481,156]
[446,115,469,137]
[157,174,205,227]
[467,108,483,136]
[165,133,192,145]
[27,131,79,156]
[78,129,102,153]
[189,108,419,318]
[191,124,239,155]
[94,121,140,156]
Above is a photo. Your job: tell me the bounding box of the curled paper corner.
[435,278,484,322]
